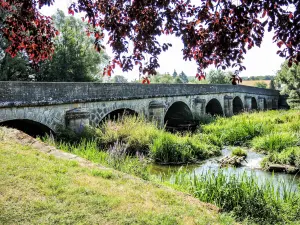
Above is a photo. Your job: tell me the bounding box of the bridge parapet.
[0,82,279,108]
[0,82,281,133]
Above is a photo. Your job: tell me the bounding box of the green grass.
[150,132,220,164]
[251,132,298,153]
[52,139,151,180]
[52,116,221,165]
[231,147,247,157]
[262,147,300,168]
[0,131,236,225]
[167,170,300,224]
[201,110,300,167]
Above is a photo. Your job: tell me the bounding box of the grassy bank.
[57,110,300,168]
[41,110,300,224]
[202,110,300,168]
[167,170,300,224]
[53,116,221,165]
[0,127,235,225]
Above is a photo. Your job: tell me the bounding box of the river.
[151,148,300,189]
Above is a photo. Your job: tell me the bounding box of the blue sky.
[40,0,285,80]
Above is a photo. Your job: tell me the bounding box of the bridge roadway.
[0,82,280,133]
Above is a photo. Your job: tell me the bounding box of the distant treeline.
[242,75,275,81]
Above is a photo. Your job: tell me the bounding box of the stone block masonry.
[0,82,280,132]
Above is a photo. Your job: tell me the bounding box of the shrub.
[170,170,300,224]
[55,125,99,144]
[231,147,247,157]
[98,116,161,155]
[150,133,220,164]
[150,133,194,164]
[251,132,298,153]
[263,147,300,168]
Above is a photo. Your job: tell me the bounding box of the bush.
[251,132,298,153]
[263,147,300,168]
[202,114,272,145]
[55,125,99,144]
[150,133,194,164]
[171,170,300,224]
[150,133,220,164]
[98,116,161,155]
[231,147,247,157]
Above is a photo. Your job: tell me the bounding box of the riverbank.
[5,110,299,224]
[55,110,300,170]
[0,127,234,225]
[202,110,300,169]
[46,109,300,224]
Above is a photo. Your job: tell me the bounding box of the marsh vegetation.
[40,110,300,224]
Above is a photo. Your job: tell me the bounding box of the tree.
[36,10,109,82]
[151,73,174,83]
[0,38,34,81]
[179,71,189,83]
[276,61,300,108]
[111,75,128,83]
[0,9,34,81]
[172,70,178,78]
[269,79,276,89]
[1,1,299,81]
[255,81,268,89]
[206,70,230,84]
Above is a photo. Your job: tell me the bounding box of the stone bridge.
[0,82,279,134]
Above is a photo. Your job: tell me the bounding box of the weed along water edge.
[0,127,237,225]
[153,148,300,188]
[39,110,300,224]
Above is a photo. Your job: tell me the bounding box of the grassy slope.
[202,110,300,168]
[0,128,234,225]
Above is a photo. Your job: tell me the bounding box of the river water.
[151,148,300,188]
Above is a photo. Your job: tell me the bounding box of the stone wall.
[0,88,279,132]
[0,82,279,107]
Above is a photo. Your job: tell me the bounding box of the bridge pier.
[192,98,206,120]
[148,101,165,128]
[258,97,266,110]
[244,96,258,111]
[272,99,278,109]
[266,99,273,110]
[65,108,90,133]
[224,96,233,117]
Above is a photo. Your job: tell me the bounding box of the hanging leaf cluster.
[1,0,299,79]
[0,0,58,65]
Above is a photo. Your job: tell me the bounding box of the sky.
[40,0,285,81]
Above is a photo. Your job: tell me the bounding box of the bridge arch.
[263,98,267,110]
[251,97,258,110]
[0,119,54,137]
[272,99,278,109]
[233,96,244,115]
[99,108,138,125]
[164,101,194,130]
[206,98,223,116]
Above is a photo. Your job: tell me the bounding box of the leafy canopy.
[36,10,109,82]
[276,61,300,108]
[206,69,231,84]
[1,0,299,81]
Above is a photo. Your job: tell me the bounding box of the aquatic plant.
[251,132,299,153]
[231,147,247,157]
[168,170,300,224]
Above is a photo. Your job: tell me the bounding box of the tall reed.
[168,169,300,224]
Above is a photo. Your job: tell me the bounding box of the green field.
[0,127,235,225]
